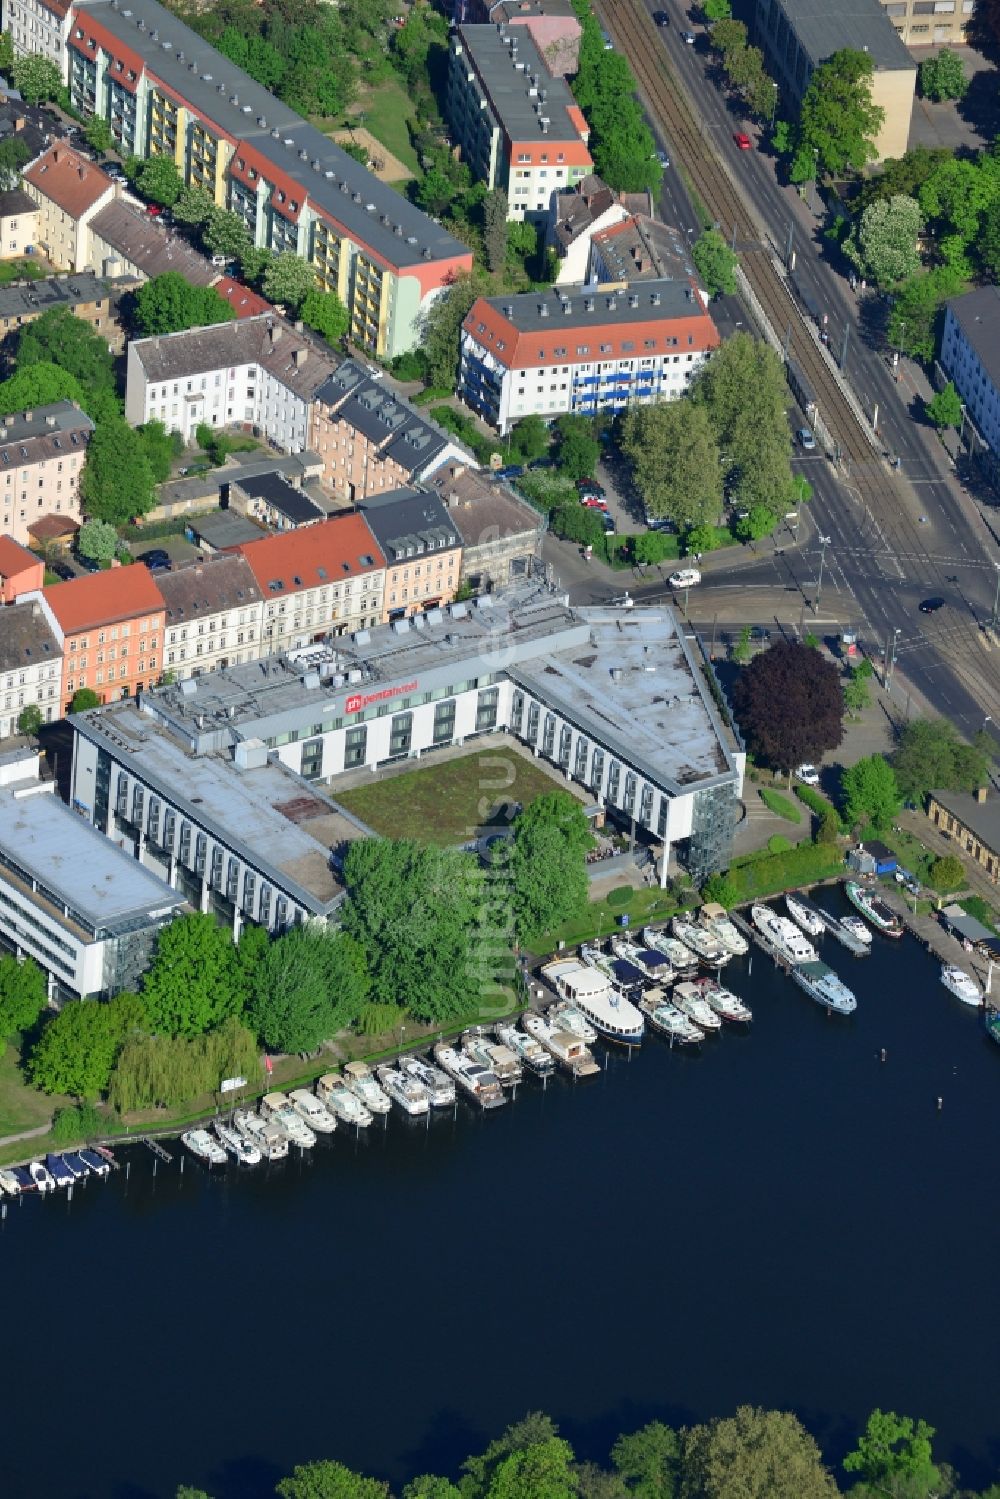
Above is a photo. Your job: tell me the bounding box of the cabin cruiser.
[79,1149,110,1176]
[522,1012,601,1076]
[697,902,749,955]
[609,936,673,983]
[941,964,982,1006]
[45,1153,75,1188]
[433,1044,506,1109]
[691,976,752,1023]
[398,1054,456,1107]
[288,1087,340,1132]
[213,1118,262,1165]
[750,904,818,964]
[638,992,704,1045]
[260,1092,316,1149]
[579,942,617,980]
[61,1152,91,1180]
[547,1000,598,1045]
[0,1167,24,1195]
[785,893,825,938]
[643,928,699,971]
[316,1076,373,1128]
[671,916,730,966]
[496,1023,554,1076]
[845,881,903,937]
[792,961,857,1015]
[234,1109,289,1160]
[462,1029,522,1088]
[343,1061,392,1115]
[542,959,644,1045]
[672,981,723,1032]
[841,914,873,946]
[376,1063,430,1116]
[180,1129,227,1166]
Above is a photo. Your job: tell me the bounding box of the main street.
[592,0,1000,739]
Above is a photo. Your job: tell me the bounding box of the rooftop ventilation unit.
[539,302,549,317]
[628,293,638,308]
[299,148,309,160]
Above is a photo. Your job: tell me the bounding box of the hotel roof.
[42,562,166,635]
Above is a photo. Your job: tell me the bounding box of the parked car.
[602,513,616,533]
[797,427,816,450]
[654,9,669,22]
[795,763,820,786]
[576,476,606,497]
[667,568,701,589]
[600,28,613,47]
[139,548,171,573]
[146,203,163,216]
[49,561,75,581]
[894,867,921,896]
[74,552,101,573]
[683,30,696,43]
[581,496,608,511]
[733,132,753,151]
[496,464,524,481]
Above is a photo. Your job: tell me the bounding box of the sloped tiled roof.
[233,513,385,595]
[43,563,165,635]
[24,143,114,217]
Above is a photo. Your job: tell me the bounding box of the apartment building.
[23,143,117,271]
[37,564,166,710]
[158,554,265,681]
[0,189,39,259]
[0,402,94,550]
[550,175,630,285]
[427,465,545,592]
[0,534,43,604]
[232,515,387,652]
[459,279,720,433]
[588,215,696,287]
[0,270,128,349]
[754,0,916,160]
[125,314,336,452]
[2,0,74,80]
[455,0,583,77]
[310,361,474,503]
[228,472,326,533]
[4,0,474,357]
[447,24,592,223]
[0,597,62,738]
[939,287,1000,455]
[358,488,462,622]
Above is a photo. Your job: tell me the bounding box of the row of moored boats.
[0,1146,115,1197]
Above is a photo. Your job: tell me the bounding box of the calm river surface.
[5,886,1000,1499]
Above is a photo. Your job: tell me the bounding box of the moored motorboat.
[841,914,873,946]
[289,1087,340,1132]
[671,915,730,966]
[78,1149,110,1176]
[261,1092,316,1148]
[60,1151,91,1180]
[547,1000,598,1045]
[643,927,699,971]
[941,964,982,1006]
[12,1165,35,1193]
[522,1012,601,1077]
[376,1063,430,1116]
[316,1076,372,1128]
[785,893,825,938]
[181,1129,227,1166]
[609,936,673,983]
[45,1153,75,1188]
[462,1029,522,1088]
[672,981,722,1032]
[398,1054,456,1107]
[698,902,749,955]
[579,942,617,979]
[638,992,704,1045]
[844,880,903,937]
[234,1108,289,1160]
[0,1167,23,1196]
[750,904,818,964]
[214,1118,262,1165]
[692,976,752,1023]
[542,959,644,1045]
[496,1022,554,1077]
[342,1060,392,1115]
[792,960,857,1015]
[433,1043,506,1109]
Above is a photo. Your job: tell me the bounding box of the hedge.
[794,783,846,832]
[760,788,802,823]
[727,841,845,903]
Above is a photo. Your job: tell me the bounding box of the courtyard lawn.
[527,885,681,957]
[334,748,576,845]
[0,259,46,286]
[0,1043,62,1141]
[345,76,420,178]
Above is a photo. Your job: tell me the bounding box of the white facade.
[260,574,385,654]
[3,0,74,78]
[554,202,628,285]
[939,299,1000,456]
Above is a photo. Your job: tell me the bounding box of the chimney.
[46,414,56,427]
[293,347,307,367]
[270,325,282,343]
[23,409,33,422]
[977,786,989,804]
[52,146,62,164]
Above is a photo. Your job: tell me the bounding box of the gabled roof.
[213,276,272,319]
[0,188,37,218]
[156,554,264,624]
[233,514,386,596]
[43,563,166,635]
[24,143,114,218]
[358,487,460,564]
[0,534,40,577]
[130,315,336,401]
[0,598,60,674]
[89,200,218,286]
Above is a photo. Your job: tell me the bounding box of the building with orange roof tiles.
[0,534,44,604]
[459,277,720,433]
[232,513,386,654]
[447,24,592,225]
[23,142,117,271]
[37,563,166,712]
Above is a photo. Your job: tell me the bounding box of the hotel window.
[194,832,207,876]
[147,796,160,841]
[607,760,621,803]
[640,783,654,826]
[590,748,605,792]
[476,688,499,733]
[623,771,637,815]
[390,711,413,756]
[131,784,144,824]
[242,871,256,915]
[657,799,668,837]
[574,736,589,779]
[259,883,272,925]
[510,690,524,734]
[211,846,224,891]
[115,774,129,817]
[558,723,572,767]
[345,724,368,767]
[179,821,192,864]
[433,698,457,745]
[275,896,289,930]
[300,737,324,779]
[526,700,540,743]
[162,809,176,852]
[226,857,240,902]
[541,713,556,757]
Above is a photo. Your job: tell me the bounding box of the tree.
[621,402,723,527]
[483,1438,578,1498]
[246,926,370,1053]
[84,115,113,156]
[176,1488,215,1499]
[261,252,316,312]
[692,229,738,298]
[554,414,600,480]
[12,53,61,104]
[275,1460,390,1499]
[509,415,549,465]
[203,207,254,263]
[611,1421,681,1497]
[731,640,844,771]
[16,308,118,420]
[892,717,990,802]
[141,913,243,1039]
[28,993,145,1099]
[419,271,489,390]
[700,873,740,909]
[843,667,871,717]
[844,1410,942,1497]
[300,287,349,345]
[483,188,509,274]
[0,361,84,416]
[140,419,182,483]
[78,517,118,564]
[550,503,605,548]
[841,754,902,831]
[685,523,717,555]
[109,1017,258,1112]
[692,334,792,514]
[919,48,967,102]
[733,505,778,543]
[16,703,43,736]
[79,419,156,525]
[133,273,237,337]
[507,792,591,940]
[925,381,963,429]
[0,134,30,189]
[70,688,101,713]
[887,265,967,362]
[798,49,885,177]
[844,195,922,289]
[0,953,46,1040]
[0,30,13,76]
[679,1407,839,1499]
[134,153,183,207]
[711,17,748,56]
[704,0,732,17]
[632,531,675,565]
[402,1480,462,1499]
[463,1413,565,1495]
[172,186,215,228]
[927,854,965,894]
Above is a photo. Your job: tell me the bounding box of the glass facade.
[687,782,738,883]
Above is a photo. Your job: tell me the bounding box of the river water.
[4,885,999,1499]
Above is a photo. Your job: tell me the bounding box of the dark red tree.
[731,640,844,771]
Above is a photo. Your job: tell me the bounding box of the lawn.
[0,259,46,286]
[527,885,682,956]
[726,840,846,904]
[759,788,802,823]
[0,1043,64,1140]
[349,76,420,177]
[334,748,577,845]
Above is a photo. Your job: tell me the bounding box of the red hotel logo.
[345,680,418,714]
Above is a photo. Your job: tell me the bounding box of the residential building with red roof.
[459,278,719,433]
[213,278,273,321]
[38,563,166,711]
[23,143,117,271]
[0,534,44,604]
[232,513,386,653]
[446,24,592,225]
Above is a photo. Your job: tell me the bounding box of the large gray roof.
[0,598,60,674]
[454,24,585,144]
[90,199,218,285]
[769,0,913,70]
[156,553,264,626]
[930,785,1000,853]
[130,313,336,399]
[358,487,460,564]
[76,0,469,272]
[946,286,1000,394]
[484,277,706,331]
[0,271,124,322]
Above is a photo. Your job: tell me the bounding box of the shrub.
[927,854,965,893]
[50,1101,103,1144]
[726,841,845,902]
[356,1002,406,1037]
[795,783,833,819]
[701,873,740,908]
[816,808,841,845]
[767,834,793,853]
[760,788,802,822]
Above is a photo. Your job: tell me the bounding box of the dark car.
[919,597,945,613]
[49,561,75,581]
[496,464,524,481]
[653,9,669,22]
[602,512,616,533]
[74,552,101,573]
[139,548,172,572]
[576,476,606,497]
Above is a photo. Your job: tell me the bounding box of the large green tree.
[886,264,967,362]
[171,185,215,228]
[554,414,600,481]
[110,1017,258,1112]
[0,362,83,416]
[731,640,844,771]
[692,333,792,514]
[275,1460,390,1499]
[0,133,29,189]
[680,1407,839,1499]
[844,195,922,289]
[919,48,967,102]
[419,271,490,391]
[17,307,117,407]
[141,913,243,1039]
[78,517,118,564]
[692,229,738,298]
[463,1414,565,1496]
[507,792,590,941]
[843,1410,942,1497]
[133,153,184,207]
[841,754,902,831]
[203,207,254,263]
[892,718,991,803]
[621,402,723,527]
[925,381,963,429]
[79,418,156,525]
[28,993,145,1099]
[11,53,61,103]
[261,252,316,312]
[300,287,349,345]
[798,49,885,177]
[0,954,47,1041]
[246,926,370,1053]
[133,273,236,337]
[611,1421,681,1497]
[139,419,182,483]
[571,21,661,194]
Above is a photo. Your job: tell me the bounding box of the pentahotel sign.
[345,680,418,715]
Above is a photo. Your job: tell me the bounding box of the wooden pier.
[140,1137,173,1164]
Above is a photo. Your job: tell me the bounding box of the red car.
[580,496,608,511]
[146,203,163,215]
[734,132,753,151]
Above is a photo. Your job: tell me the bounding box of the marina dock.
[729,911,793,972]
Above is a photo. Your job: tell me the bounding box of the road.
[592,0,1000,741]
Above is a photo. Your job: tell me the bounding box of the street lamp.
[769,81,779,131]
[813,534,831,613]
[810,147,820,212]
[992,562,1000,630]
[886,627,901,690]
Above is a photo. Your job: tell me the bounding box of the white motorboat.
[462,1029,522,1088]
[609,935,674,983]
[792,961,857,1015]
[261,1092,316,1149]
[785,893,825,938]
[672,981,723,1032]
[638,992,704,1045]
[522,1012,602,1076]
[234,1108,289,1161]
[181,1129,227,1166]
[542,959,645,1045]
[841,914,873,946]
[691,976,752,1023]
[316,1075,373,1128]
[671,915,730,966]
[750,904,818,964]
[213,1118,262,1165]
[697,902,749,955]
[579,942,617,979]
[342,1060,392,1115]
[376,1063,430,1116]
[941,964,982,1006]
[547,1000,598,1045]
[496,1022,554,1076]
[289,1087,340,1132]
[433,1044,506,1109]
[398,1054,456,1107]
[0,1167,23,1196]
[643,927,699,971]
[29,1160,55,1192]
